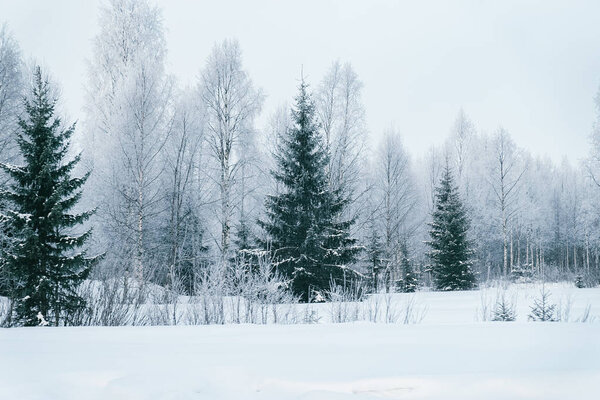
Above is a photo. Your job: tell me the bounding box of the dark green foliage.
[234,217,253,256]
[233,216,262,267]
[172,209,209,295]
[510,264,534,283]
[398,239,417,293]
[259,80,360,301]
[0,67,99,326]
[574,274,585,289]
[427,164,476,291]
[231,216,260,279]
[365,215,384,292]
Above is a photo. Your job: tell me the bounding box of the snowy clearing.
[1,283,599,400]
[1,322,598,400]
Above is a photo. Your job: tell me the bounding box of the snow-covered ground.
[1,283,599,399]
[280,282,600,324]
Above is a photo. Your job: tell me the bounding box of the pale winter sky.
[2,0,600,163]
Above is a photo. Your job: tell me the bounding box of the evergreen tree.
[492,293,516,321]
[170,209,209,295]
[427,163,476,290]
[234,217,255,258]
[574,274,585,289]
[528,287,557,322]
[232,216,259,275]
[365,215,384,292]
[259,80,359,301]
[398,239,417,292]
[234,220,250,251]
[0,67,99,326]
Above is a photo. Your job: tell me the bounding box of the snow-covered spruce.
[259,80,360,302]
[492,292,517,321]
[426,164,476,291]
[528,287,558,322]
[0,68,99,326]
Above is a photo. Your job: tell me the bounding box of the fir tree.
[174,210,209,295]
[232,216,259,275]
[528,287,557,322]
[234,216,259,263]
[0,67,99,326]
[398,239,417,293]
[366,215,384,292]
[427,163,476,290]
[492,293,516,321]
[234,218,252,254]
[574,274,585,289]
[259,80,359,301]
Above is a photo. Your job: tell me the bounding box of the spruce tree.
[427,164,476,290]
[366,216,384,292]
[234,218,253,255]
[492,293,516,321]
[398,239,417,292]
[0,67,98,326]
[259,80,359,301]
[528,287,557,322]
[232,217,259,274]
[171,210,209,295]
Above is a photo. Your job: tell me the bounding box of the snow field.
[1,283,599,399]
[1,322,598,399]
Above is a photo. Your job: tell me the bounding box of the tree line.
[1,0,600,325]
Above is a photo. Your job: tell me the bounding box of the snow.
[287,282,599,324]
[1,322,599,399]
[1,283,599,399]
[36,311,48,326]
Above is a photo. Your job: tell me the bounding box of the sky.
[2,0,600,163]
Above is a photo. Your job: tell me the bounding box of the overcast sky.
[2,0,600,163]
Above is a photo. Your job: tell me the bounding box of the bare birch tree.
[85,0,172,280]
[488,127,527,276]
[372,130,418,288]
[162,90,209,292]
[0,24,23,173]
[0,24,23,298]
[316,61,367,197]
[199,39,263,267]
[448,109,475,195]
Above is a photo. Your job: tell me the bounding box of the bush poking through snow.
[401,295,428,324]
[187,254,299,325]
[476,290,492,321]
[528,287,557,322]
[72,277,149,326]
[327,279,362,323]
[556,296,573,322]
[360,292,427,324]
[577,304,594,323]
[302,306,321,324]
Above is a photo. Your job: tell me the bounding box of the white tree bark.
[199,40,262,267]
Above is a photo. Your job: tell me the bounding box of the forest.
[1,0,600,327]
